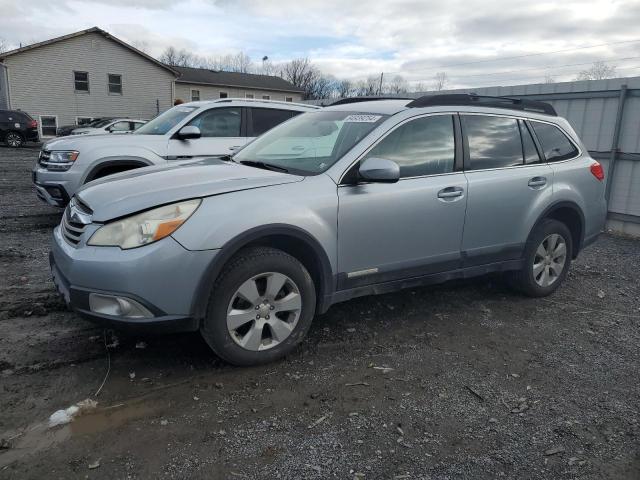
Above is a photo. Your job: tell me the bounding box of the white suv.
[33,99,318,207]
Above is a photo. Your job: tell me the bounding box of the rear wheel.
[200,247,316,365]
[508,219,572,297]
[5,132,24,148]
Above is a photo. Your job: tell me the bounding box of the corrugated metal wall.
[310,76,640,235]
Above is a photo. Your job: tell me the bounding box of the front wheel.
[508,219,573,297]
[5,132,24,148]
[201,247,316,365]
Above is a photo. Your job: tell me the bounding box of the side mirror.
[358,157,400,183]
[177,125,201,140]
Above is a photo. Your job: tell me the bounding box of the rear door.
[460,114,553,266]
[167,106,246,159]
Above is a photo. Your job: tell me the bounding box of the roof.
[323,99,411,115]
[173,66,303,93]
[0,27,178,76]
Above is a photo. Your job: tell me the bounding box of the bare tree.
[336,79,353,98]
[0,38,8,54]
[544,74,556,84]
[433,72,449,91]
[412,81,427,93]
[159,46,200,67]
[386,75,408,94]
[576,61,617,81]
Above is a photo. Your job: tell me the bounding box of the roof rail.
[330,96,412,106]
[406,94,557,116]
[210,98,320,109]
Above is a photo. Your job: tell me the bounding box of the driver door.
[167,107,247,159]
[337,114,467,289]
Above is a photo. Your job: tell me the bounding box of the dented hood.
[76,158,303,222]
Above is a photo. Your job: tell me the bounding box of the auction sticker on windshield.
[344,114,382,123]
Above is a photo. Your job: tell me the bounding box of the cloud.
[1,0,639,87]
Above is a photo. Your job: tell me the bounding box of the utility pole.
[378,72,384,95]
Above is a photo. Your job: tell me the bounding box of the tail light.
[28,120,38,129]
[590,161,605,181]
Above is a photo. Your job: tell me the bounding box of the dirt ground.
[0,145,639,480]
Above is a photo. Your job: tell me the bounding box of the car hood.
[76,158,304,222]
[43,133,162,151]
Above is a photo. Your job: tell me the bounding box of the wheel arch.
[83,157,153,184]
[530,201,585,258]
[191,224,336,323]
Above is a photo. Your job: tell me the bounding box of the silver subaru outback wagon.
[50,94,607,365]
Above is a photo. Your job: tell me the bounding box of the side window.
[463,115,523,170]
[188,107,241,137]
[132,121,145,131]
[531,121,579,162]
[109,121,131,132]
[251,108,294,136]
[363,114,455,178]
[520,121,541,164]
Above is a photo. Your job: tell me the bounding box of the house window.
[108,74,122,95]
[285,97,293,102]
[191,89,200,101]
[74,71,89,92]
[40,116,58,137]
[262,95,271,100]
[219,92,228,98]
[76,117,93,126]
[245,93,254,99]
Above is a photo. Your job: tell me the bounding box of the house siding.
[2,32,175,135]
[175,82,302,103]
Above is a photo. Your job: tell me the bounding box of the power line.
[415,38,640,70]
[449,55,640,80]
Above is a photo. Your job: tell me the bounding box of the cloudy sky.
[1,0,639,88]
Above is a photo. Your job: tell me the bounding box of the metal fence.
[308,76,640,235]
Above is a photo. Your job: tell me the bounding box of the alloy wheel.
[6,132,22,148]
[532,233,567,287]
[226,272,302,351]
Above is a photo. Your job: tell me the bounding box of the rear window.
[251,108,296,136]
[463,115,523,170]
[531,122,579,162]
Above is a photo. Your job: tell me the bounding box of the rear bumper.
[50,226,219,333]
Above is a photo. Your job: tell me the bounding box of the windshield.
[134,106,198,136]
[233,110,388,175]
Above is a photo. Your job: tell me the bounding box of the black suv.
[0,109,39,147]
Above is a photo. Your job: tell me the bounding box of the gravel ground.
[0,146,639,479]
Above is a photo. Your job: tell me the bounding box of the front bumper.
[50,225,219,332]
[32,165,76,208]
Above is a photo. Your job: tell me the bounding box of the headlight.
[88,199,201,249]
[45,150,79,171]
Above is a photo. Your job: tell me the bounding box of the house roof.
[0,27,178,76]
[173,66,303,93]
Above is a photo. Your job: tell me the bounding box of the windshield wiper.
[217,154,234,162]
[238,160,289,173]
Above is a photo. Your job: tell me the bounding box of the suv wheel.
[5,132,24,148]
[509,219,572,297]
[201,247,316,365]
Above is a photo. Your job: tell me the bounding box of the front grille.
[38,149,50,167]
[61,199,93,246]
[61,210,87,246]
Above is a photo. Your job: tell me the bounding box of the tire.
[201,247,316,366]
[508,219,573,297]
[5,131,24,148]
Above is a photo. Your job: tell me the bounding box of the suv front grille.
[38,149,50,167]
[60,199,93,246]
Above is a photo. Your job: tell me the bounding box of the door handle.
[528,176,547,188]
[437,186,464,200]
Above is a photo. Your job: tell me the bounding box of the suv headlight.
[46,151,79,171]
[88,199,201,249]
